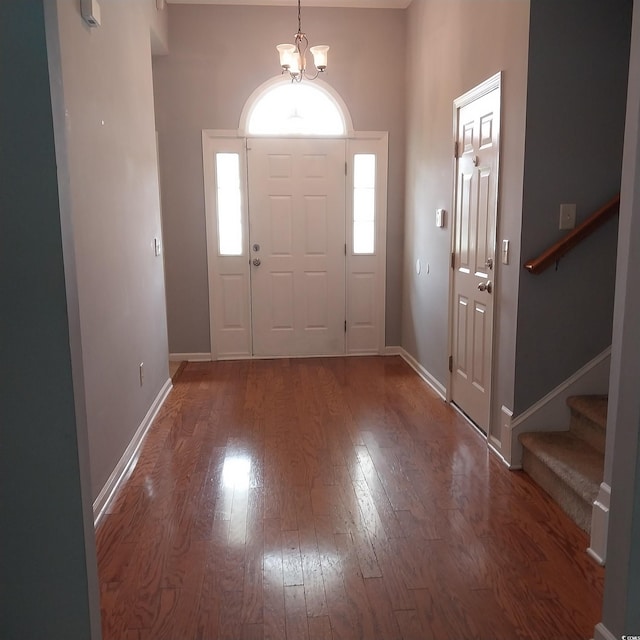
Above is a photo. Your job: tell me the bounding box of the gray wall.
[514,0,632,413]
[53,0,170,498]
[402,0,530,443]
[600,2,640,636]
[153,4,406,354]
[0,1,100,637]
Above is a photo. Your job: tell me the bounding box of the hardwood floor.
[97,357,604,640]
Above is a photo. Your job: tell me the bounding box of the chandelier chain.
[298,0,302,35]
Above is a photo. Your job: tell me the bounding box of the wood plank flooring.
[97,357,604,640]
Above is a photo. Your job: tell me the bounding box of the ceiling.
[166,0,411,8]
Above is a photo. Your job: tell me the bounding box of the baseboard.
[499,406,521,468]
[396,347,446,400]
[169,352,212,362]
[488,436,509,465]
[587,482,610,566]
[593,622,617,640]
[93,377,173,527]
[384,345,402,356]
[507,347,611,467]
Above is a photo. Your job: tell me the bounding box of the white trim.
[488,437,509,465]
[454,72,502,109]
[587,482,611,566]
[93,378,173,527]
[592,622,617,640]
[498,405,520,468]
[506,347,611,467]
[397,347,447,400]
[169,352,212,362]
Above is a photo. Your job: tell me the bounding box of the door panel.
[248,138,346,357]
[451,83,500,431]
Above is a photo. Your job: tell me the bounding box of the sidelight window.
[353,153,376,254]
[215,152,243,256]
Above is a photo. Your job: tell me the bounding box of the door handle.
[478,280,492,293]
[252,258,261,267]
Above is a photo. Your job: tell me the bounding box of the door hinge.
[344,320,347,333]
[345,243,347,256]
[451,252,455,269]
[449,355,453,373]
[345,161,348,176]
[454,141,459,159]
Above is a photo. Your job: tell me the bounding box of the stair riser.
[522,448,592,532]
[570,408,606,454]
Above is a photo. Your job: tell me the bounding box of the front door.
[247,138,346,357]
[450,78,501,431]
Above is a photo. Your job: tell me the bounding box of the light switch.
[502,239,510,265]
[559,203,576,230]
[154,237,161,257]
[436,209,446,228]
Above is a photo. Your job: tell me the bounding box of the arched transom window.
[246,81,346,136]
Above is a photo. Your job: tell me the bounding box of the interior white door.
[451,82,501,431]
[247,138,346,357]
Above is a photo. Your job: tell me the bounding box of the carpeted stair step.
[519,431,604,532]
[567,395,608,454]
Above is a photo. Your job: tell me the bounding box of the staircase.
[519,395,607,532]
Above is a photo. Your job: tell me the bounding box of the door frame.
[447,71,502,438]
[202,129,388,360]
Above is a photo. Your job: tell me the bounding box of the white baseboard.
[499,406,520,468]
[507,347,611,467]
[593,622,617,640]
[587,482,610,566]
[395,347,446,400]
[93,377,173,527]
[169,352,212,362]
[488,435,509,465]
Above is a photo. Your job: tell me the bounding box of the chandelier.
[276,0,329,82]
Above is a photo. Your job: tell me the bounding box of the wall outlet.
[139,362,144,386]
[559,203,577,230]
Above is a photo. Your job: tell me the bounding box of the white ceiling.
[166,0,411,9]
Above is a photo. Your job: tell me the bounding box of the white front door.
[450,77,501,431]
[247,138,346,357]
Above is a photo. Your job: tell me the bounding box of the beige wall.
[54,0,170,498]
[153,4,406,354]
[402,0,530,443]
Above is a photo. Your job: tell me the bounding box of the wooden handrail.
[523,194,621,274]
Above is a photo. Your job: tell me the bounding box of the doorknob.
[478,280,492,293]
[252,258,261,267]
